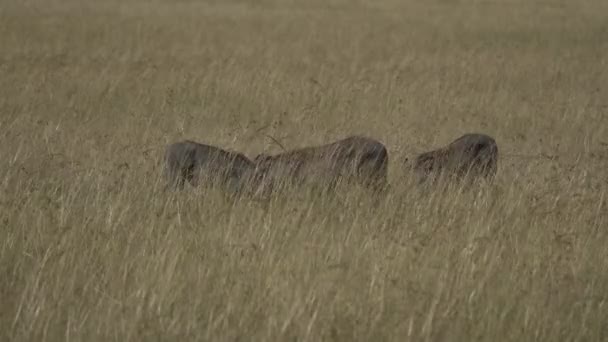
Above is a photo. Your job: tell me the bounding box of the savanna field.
[1,0,607,340]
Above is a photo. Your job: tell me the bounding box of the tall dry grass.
[1,0,607,340]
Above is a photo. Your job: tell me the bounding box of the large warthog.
[163,140,255,194]
[250,135,389,196]
[412,133,498,185]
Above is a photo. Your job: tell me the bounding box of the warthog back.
[252,135,388,195]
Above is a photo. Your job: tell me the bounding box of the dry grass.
[1,0,608,340]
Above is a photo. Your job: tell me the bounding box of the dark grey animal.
[163,140,255,194]
[412,133,498,185]
[250,135,389,196]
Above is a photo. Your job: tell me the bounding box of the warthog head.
[163,140,257,195]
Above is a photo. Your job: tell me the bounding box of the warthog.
[251,135,389,196]
[412,133,498,185]
[163,140,255,194]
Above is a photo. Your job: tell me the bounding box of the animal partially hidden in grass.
[163,140,255,194]
[411,133,498,186]
[250,135,389,196]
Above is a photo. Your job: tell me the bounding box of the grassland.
[1,0,607,340]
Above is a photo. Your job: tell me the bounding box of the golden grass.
[1,0,607,340]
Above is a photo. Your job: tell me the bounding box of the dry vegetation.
[1,0,608,340]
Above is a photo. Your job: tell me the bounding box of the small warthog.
[412,133,498,185]
[251,135,389,195]
[163,140,255,194]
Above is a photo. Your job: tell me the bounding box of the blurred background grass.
[0,0,607,340]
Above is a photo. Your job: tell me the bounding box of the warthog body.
[413,133,498,185]
[251,135,389,195]
[164,140,255,194]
